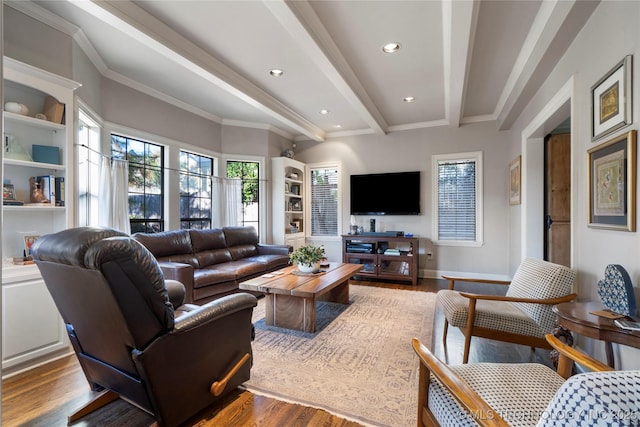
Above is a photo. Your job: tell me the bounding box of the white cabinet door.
[2,277,69,371]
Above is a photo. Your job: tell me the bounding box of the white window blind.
[433,151,483,245]
[310,167,338,236]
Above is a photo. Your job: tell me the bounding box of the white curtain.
[212,177,242,228]
[98,156,112,228]
[98,157,130,234]
[111,159,130,234]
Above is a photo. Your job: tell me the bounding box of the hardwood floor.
[2,277,551,426]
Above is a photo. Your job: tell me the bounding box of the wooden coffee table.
[239,262,362,332]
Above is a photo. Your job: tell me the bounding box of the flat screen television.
[350,171,420,215]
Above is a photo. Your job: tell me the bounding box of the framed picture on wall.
[588,130,636,231]
[509,156,521,206]
[591,55,633,141]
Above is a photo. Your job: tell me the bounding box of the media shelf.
[342,235,419,285]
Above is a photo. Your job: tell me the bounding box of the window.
[111,134,164,233]
[77,111,101,226]
[226,160,259,231]
[180,151,213,229]
[310,166,339,236]
[433,152,483,246]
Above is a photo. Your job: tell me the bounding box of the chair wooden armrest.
[458,292,577,305]
[412,338,509,427]
[442,275,511,290]
[545,334,612,378]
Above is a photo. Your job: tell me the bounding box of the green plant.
[290,244,324,265]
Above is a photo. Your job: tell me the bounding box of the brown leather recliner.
[31,226,258,427]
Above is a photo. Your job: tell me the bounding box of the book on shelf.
[55,177,65,206]
[12,256,35,265]
[36,175,56,204]
[384,248,401,256]
[3,199,24,206]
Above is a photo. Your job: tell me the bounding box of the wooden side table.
[553,301,640,368]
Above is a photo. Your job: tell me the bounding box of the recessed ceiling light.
[403,96,416,103]
[382,42,401,53]
[333,124,343,128]
[320,109,330,115]
[269,69,285,77]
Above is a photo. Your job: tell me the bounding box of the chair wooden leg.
[463,298,478,364]
[442,319,449,345]
[462,331,472,364]
[68,389,119,424]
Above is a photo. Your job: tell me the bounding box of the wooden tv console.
[341,234,419,285]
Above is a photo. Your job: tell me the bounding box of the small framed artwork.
[509,156,521,205]
[591,55,633,141]
[285,182,290,193]
[588,130,636,231]
[291,200,302,211]
[24,235,40,256]
[290,184,300,195]
[3,183,16,200]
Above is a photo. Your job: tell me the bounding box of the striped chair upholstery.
[437,258,576,363]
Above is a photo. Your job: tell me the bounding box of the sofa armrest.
[172,293,258,332]
[158,261,195,303]
[256,243,292,256]
[165,279,186,309]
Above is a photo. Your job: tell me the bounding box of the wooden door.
[544,134,571,266]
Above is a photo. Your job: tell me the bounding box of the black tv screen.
[350,171,420,215]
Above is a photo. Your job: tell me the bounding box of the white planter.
[297,262,321,273]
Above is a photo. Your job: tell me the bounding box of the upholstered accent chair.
[413,334,640,427]
[31,227,258,427]
[437,258,577,363]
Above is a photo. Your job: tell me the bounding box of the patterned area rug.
[243,284,436,427]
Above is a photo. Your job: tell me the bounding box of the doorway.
[520,76,575,270]
[544,128,571,267]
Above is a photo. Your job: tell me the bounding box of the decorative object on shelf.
[4,134,32,161]
[29,176,51,203]
[291,200,302,211]
[35,113,47,120]
[509,155,521,205]
[597,264,636,317]
[281,148,294,159]
[4,101,29,115]
[587,130,636,231]
[43,95,65,124]
[3,183,16,201]
[591,55,633,141]
[32,144,60,165]
[23,235,40,257]
[290,244,325,273]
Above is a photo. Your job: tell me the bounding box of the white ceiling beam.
[494,0,576,130]
[442,0,479,128]
[264,0,388,135]
[77,0,326,141]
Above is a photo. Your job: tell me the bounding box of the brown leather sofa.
[31,226,257,427]
[133,226,291,304]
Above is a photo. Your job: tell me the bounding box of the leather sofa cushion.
[194,249,233,268]
[189,229,228,252]
[214,260,265,278]
[156,254,198,267]
[133,230,192,258]
[228,244,259,260]
[223,226,258,247]
[193,267,237,288]
[244,254,290,270]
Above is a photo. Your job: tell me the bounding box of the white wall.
[510,1,640,368]
[295,122,517,279]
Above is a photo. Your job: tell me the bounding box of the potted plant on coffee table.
[290,244,325,273]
